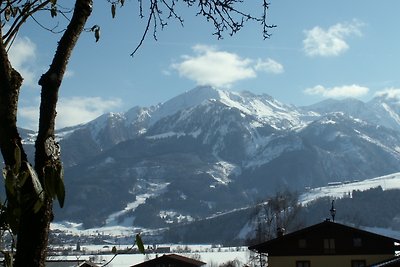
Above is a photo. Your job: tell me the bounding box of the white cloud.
[7,35,74,88]
[303,20,363,57]
[171,45,284,87]
[374,88,400,100]
[304,84,369,98]
[8,36,38,87]
[255,58,284,74]
[57,97,122,128]
[172,45,256,88]
[19,96,122,129]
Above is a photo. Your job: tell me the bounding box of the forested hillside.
[160,186,400,244]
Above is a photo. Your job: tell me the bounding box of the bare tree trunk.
[0,29,25,165]
[0,0,92,264]
[14,1,93,265]
[0,22,30,266]
[0,25,26,239]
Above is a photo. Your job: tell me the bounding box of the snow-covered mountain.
[55,86,309,167]
[149,86,304,128]
[16,86,400,234]
[302,91,400,131]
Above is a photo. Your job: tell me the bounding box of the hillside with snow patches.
[300,172,400,204]
[15,85,400,242]
[51,171,400,241]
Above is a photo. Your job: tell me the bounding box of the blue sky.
[8,1,400,130]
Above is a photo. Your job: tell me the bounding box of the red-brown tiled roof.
[130,253,206,267]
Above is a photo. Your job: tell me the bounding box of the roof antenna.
[330,200,336,222]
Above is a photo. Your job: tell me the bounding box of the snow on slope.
[207,161,241,185]
[51,172,400,239]
[105,182,170,227]
[299,172,400,240]
[52,182,170,237]
[218,90,302,129]
[238,173,400,241]
[43,86,308,148]
[150,86,303,130]
[300,172,400,204]
[149,86,221,125]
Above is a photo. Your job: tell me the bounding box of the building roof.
[249,220,400,256]
[78,261,100,267]
[130,254,206,267]
[45,260,99,267]
[45,259,85,267]
[370,256,400,267]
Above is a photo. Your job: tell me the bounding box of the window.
[296,260,311,267]
[324,238,335,254]
[353,237,362,247]
[351,260,366,267]
[298,238,307,248]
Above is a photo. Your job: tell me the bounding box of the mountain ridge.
[12,86,400,235]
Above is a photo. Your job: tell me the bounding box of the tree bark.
[0,24,26,246]
[12,1,93,266]
[0,28,25,166]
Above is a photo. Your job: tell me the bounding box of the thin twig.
[101,241,137,267]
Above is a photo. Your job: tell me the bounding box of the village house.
[130,254,206,267]
[45,260,99,267]
[248,220,400,267]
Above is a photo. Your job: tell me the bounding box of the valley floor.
[47,246,251,267]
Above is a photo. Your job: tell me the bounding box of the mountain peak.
[188,85,222,98]
[149,86,224,124]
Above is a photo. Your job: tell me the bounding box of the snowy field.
[300,172,400,204]
[49,246,252,267]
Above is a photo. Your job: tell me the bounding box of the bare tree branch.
[130,0,275,56]
[2,1,52,47]
[1,1,75,47]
